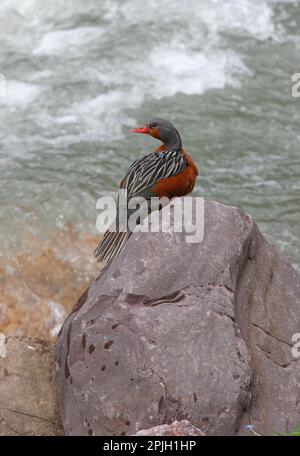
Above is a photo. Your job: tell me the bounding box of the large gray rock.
[56,199,300,436]
[0,337,63,435]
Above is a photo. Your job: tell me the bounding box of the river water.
[0,0,299,336]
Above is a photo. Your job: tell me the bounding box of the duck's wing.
[120,149,187,198]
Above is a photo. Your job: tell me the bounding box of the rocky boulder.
[0,337,63,435]
[56,198,300,436]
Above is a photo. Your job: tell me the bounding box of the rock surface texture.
[56,199,300,436]
[0,337,63,435]
[134,420,205,436]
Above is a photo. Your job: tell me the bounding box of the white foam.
[116,0,276,40]
[64,40,249,140]
[0,80,42,106]
[33,26,105,56]
[199,0,275,40]
[147,44,250,98]
[0,0,287,142]
[69,90,144,140]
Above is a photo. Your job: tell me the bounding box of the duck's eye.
[150,122,158,128]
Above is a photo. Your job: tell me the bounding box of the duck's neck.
[155,143,184,153]
[164,129,182,151]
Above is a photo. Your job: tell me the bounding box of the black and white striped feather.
[121,149,187,197]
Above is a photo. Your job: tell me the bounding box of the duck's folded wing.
[120,150,187,198]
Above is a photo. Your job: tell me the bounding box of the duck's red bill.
[130,126,150,134]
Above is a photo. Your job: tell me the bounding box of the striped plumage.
[94,119,198,264]
[120,149,187,198]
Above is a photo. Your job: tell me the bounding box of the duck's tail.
[94,229,131,264]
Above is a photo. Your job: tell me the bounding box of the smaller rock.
[0,337,63,436]
[134,420,205,436]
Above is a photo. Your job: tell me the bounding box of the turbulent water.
[0,0,300,275]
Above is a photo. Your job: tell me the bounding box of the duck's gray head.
[130,118,182,150]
